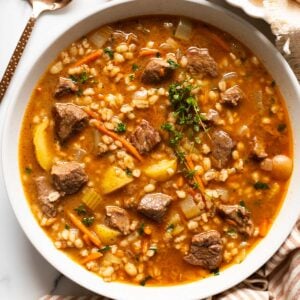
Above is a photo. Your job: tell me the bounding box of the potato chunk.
[99,166,134,194]
[95,224,121,244]
[143,159,177,181]
[33,118,54,171]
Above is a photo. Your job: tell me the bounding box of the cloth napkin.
[39,1,300,299]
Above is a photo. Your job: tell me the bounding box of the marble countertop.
[0,1,274,299]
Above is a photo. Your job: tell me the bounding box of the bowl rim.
[1,0,300,299]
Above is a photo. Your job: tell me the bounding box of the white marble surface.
[0,1,274,299]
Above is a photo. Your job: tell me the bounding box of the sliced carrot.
[139,48,160,57]
[81,252,103,265]
[73,49,103,67]
[185,155,206,197]
[177,176,184,188]
[83,108,143,162]
[82,234,92,246]
[259,220,269,237]
[67,211,101,247]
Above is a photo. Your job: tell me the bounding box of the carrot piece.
[81,252,103,265]
[82,234,92,246]
[185,155,206,197]
[259,220,269,237]
[177,176,184,188]
[73,49,103,67]
[83,108,143,162]
[67,211,101,247]
[139,48,160,57]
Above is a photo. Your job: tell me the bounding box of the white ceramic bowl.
[225,0,265,19]
[1,0,300,299]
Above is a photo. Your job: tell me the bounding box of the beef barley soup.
[19,16,293,286]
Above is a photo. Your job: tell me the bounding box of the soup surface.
[19,16,293,286]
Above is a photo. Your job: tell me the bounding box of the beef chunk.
[51,161,88,195]
[129,119,161,154]
[220,85,244,106]
[141,59,173,84]
[138,193,172,222]
[186,47,218,77]
[217,204,254,237]
[202,109,220,125]
[54,77,78,98]
[53,103,88,143]
[211,130,235,169]
[105,206,130,235]
[251,136,268,160]
[35,176,61,217]
[184,230,223,270]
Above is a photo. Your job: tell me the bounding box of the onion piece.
[180,196,201,219]
[222,72,237,81]
[89,26,112,48]
[174,18,193,41]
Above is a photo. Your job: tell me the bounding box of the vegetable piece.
[180,196,201,219]
[99,165,134,195]
[174,18,192,41]
[139,48,160,57]
[103,252,122,265]
[94,224,121,244]
[82,188,102,210]
[143,159,177,181]
[253,181,269,190]
[73,49,103,67]
[272,155,293,180]
[33,118,54,171]
[83,108,143,161]
[81,252,102,265]
[82,216,95,227]
[89,26,112,48]
[67,211,101,247]
[115,122,127,133]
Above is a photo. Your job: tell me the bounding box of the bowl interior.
[1,0,300,299]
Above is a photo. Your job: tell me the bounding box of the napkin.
[39,1,300,299]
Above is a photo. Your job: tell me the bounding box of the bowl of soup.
[2,0,300,299]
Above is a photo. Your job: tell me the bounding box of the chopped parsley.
[138,222,145,235]
[98,245,111,253]
[161,122,183,147]
[125,168,133,177]
[140,275,153,286]
[104,47,114,59]
[115,122,127,133]
[74,204,87,216]
[212,268,220,276]
[129,74,135,82]
[192,182,200,189]
[69,72,89,84]
[254,181,270,190]
[166,224,175,233]
[167,59,179,69]
[184,169,196,179]
[24,166,32,174]
[226,228,237,237]
[82,216,95,227]
[277,123,286,132]
[132,63,139,71]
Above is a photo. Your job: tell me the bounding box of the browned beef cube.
[105,206,130,235]
[186,47,218,77]
[35,176,61,217]
[51,161,88,195]
[220,85,244,106]
[184,230,223,270]
[129,119,161,154]
[217,204,254,237]
[141,58,174,84]
[138,193,172,222]
[53,103,88,143]
[211,130,235,169]
[54,77,78,98]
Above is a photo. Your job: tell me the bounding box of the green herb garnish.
[132,63,139,71]
[82,216,95,227]
[98,245,111,252]
[212,268,220,276]
[125,168,133,177]
[138,222,145,235]
[166,224,175,233]
[140,275,153,286]
[277,123,286,132]
[149,245,158,253]
[254,181,270,190]
[104,47,114,59]
[115,122,127,133]
[25,166,32,174]
[167,59,179,69]
[65,224,70,230]
[74,204,87,216]
[161,122,183,147]
[70,72,89,84]
[226,228,237,237]
[129,74,135,82]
